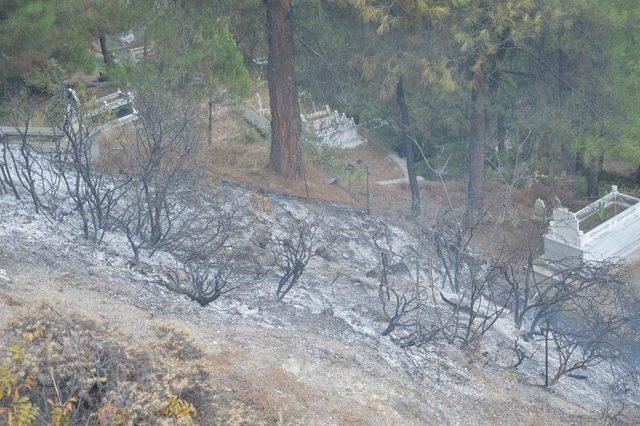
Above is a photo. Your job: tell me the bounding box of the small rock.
[342,249,356,260]
[389,262,410,276]
[316,247,338,262]
[365,268,380,279]
[131,261,154,276]
[321,307,334,316]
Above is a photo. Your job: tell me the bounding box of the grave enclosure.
[0,89,137,162]
[302,106,365,149]
[542,186,640,266]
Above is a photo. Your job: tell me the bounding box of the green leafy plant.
[596,202,607,222]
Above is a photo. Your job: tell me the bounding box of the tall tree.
[522,0,640,198]
[147,1,251,144]
[119,2,250,110]
[77,0,137,67]
[396,75,421,216]
[346,0,450,217]
[263,0,303,178]
[0,0,95,92]
[447,0,540,225]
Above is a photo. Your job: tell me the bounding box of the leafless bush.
[599,399,627,424]
[0,132,20,198]
[430,263,511,348]
[113,183,149,261]
[370,224,422,345]
[47,88,128,241]
[155,198,255,306]
[531,270,639,387]
[114,185,244,264]
[271,218,330,301]
[159,258,244,306]
[503,257,628,336]
[509,336,535,369]
[416,142,640,387]
[162,192,246,261]
[422,209,514,349]
[3,90,44,212]
[500,250,639,387]
[111,83,203,249]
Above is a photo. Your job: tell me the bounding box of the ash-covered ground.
[1,178,638,424]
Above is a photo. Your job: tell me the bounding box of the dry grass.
[201,104,422,217]
[0,303,297,425]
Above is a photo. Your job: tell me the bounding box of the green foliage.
[2,0,640,190]
[0,1,96,92]
[76,0,137,38]
[115,2,250,103]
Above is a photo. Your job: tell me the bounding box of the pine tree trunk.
[465,71,486,227]
[497,112,506,152]
[558,48,574,175]
[208,97,213,145]
[264,0,302,178]
[585,155,604,200]
[396,76,421,217]
[99,34,112,66]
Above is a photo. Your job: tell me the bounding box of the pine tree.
[0,1,96,92]
[76,0,138,67]
[346,0,451,217]
[263,0,303,178]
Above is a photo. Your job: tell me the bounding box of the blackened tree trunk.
[264,0,303,178]
[585,155,604,199]
[396,76,421,217]
[558,47,574,175]
[99,34,112,66]
[496,112,506,152]
[208,96,213,145]
[465,71,486,227]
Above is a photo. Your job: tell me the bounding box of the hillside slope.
[0,181,637,424]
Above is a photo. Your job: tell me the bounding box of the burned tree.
[503,259,627,335]
[47,88,127,241]
[419,206,514,348]
[396,76,421,217]
[4,90,44,212]
[0,130,19,199]
[111,84,203,252]
[271,218,327,301]
[113,183,148,262]
[370,224,421,344]
[114,180,244,265]
[526,261,640,387]
[428,255,512,348]
[159,258,241,307]
[155,197,257,306]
